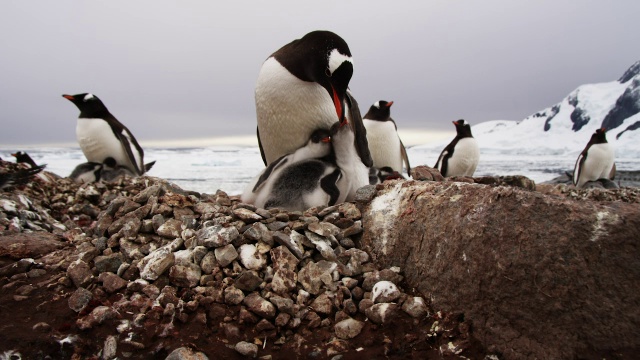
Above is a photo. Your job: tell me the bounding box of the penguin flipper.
[345,92,373,167]
[573,153,586,186]
[144,161,156,172]
[257,127,268,166]
[252,155,288,193]
[399,138,411,175]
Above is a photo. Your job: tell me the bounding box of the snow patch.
[369,184,403,255]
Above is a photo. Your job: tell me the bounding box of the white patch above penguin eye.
[327,49,353,76]
[83,93,95,101]
[373,101,381,109]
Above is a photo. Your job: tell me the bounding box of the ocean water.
[2,145,639,196]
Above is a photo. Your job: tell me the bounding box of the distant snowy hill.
[417,60,640,159]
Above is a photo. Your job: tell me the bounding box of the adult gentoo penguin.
[362,100,411,175]
[573,128,615,188]
[62,93,147,176]
[255,30,372,174]
[435,119,480,177]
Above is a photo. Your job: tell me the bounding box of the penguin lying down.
[242,121,360,212]
[70,157,156,184]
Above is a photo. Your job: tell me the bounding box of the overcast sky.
[1,1,639,146]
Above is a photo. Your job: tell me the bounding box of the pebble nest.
[1,160,638,359]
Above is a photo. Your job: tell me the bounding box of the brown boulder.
[360,180,640,359]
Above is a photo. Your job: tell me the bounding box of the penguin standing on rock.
[254,30,372,195]
[573,128,615,188]
[62,93,148,176]
[362,100,410,176]
[435,119,480,177]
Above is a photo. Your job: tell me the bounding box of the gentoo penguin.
[11,151,39,168]
[11,151,57,183]
[573,128,615,188]
[368,166,404,185]
[0,165,46,190]
[255,30,373,172]
[362,100,411,175]
[69,162,104,184]
[242,128,338,210]
[435,119,480,177]
[62,93,147,176]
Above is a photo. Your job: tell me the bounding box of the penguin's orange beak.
[386,101,394,107]
[330,85,343,122]
[62,94,74,100]
[321,136,331,143]
[11,153,16,157]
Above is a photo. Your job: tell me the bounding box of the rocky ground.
[0,160,489,360]
[1,160,639,359]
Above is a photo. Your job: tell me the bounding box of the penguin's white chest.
[575,143,614,187]
[256,57,338,164]
[364,120,402,171]
[76,118,130,168]
[446,138,480,177]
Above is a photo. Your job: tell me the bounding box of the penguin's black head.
[274,31,353,125]
[453,119,473,138]
[364,100,393,121]
[62,93,110,118]
[11,151,38,167]
[591,127,608,144]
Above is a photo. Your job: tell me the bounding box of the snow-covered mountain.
[422,61,640,158]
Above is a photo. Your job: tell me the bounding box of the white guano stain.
[590,210,619,242]
[369,184,403,255]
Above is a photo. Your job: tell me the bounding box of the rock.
[98,272,128,293]
[304,231,336,260]
[233,208,263,223]
[371,281,401,303]
[235,341,258,358]
[410,165,444,181]
[198,225,239,248]
[76,306,118,330]
[67,259,93,288]
[132,184,162,204]
[103,335,117,360]
[334,318,364,339]
[224,286,245,305]
[270,246,299,294]
[310,293,333,315]
[243,292,276,319]
[138,245,175,281]
[157,218,183,238]
[365,303,398,324]
[94,253,124,274]
[214,244,238,267]
[200,251,219,274]
[272,231,304,260]
[0,232,65,260]
[234,271,263,292]
[68,287,93,312]
[238,244,266,270]
[165,346,209,360]
[402,296,429,318]
[308,221,341,238]
[298,260,337,295]
[269,295,295,315]
[360,180,640,359]
[0,258,34,277]
[169,263,201,288]
[354,185,377,203]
